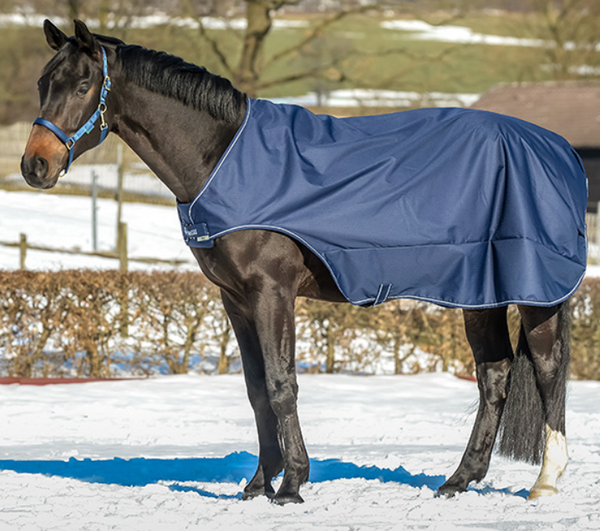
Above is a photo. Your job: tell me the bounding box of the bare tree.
[528,0,600,79]
[178,0,359,96]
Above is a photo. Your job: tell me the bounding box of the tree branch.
[256,64,342,91]
[265,4,376,69]
[181,0,234,75]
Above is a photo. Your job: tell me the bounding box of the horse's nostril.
[34,156,49,179]
[21,155,50,186]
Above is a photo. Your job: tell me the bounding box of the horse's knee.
[476,358,511,406]
[266,377,299,417]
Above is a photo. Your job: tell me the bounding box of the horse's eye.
[76,85,90,97]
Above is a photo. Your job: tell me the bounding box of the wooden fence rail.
[0,227,188,271]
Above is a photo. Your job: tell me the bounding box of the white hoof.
[528,425,568,500]
[528,484,559,500]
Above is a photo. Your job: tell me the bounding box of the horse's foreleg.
[438,307,513,497]
[250,285,309,504]
[221,291,284,500]
[224,282,308,504]
[518,303,569,499]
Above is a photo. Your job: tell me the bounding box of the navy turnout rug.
[177,98,588,308]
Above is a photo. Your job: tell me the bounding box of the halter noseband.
[33,46,112,175]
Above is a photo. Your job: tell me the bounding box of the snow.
[0,13,308,31]
[381,19,600,53]
[0,373,598,530]
[271,89,480,108]
[381,19,547,48]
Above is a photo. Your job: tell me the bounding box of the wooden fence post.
[118,222,128,272]
[118,220,129,336]
[115,143,124,254]
[597,202,600,264]
[91,170,98,252]
[19,233,27,270]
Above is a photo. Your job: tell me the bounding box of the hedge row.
[0,270,231,378]
[0,270,599,379]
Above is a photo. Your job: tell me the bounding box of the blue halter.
[33,46,112,174]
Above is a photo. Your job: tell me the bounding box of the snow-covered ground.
[0,189,194,271]
[271,89,480,109]
[381,19,547,48]
[381,19,600,52]
[0,373,598,530]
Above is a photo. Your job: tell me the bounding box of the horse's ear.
[74,19,100,56]
[43,19,67,51]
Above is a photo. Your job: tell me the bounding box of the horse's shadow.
[0,452,447,499]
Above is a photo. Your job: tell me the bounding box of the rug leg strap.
[373,283,392,306]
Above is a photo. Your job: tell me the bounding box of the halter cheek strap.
[33,46,112,175]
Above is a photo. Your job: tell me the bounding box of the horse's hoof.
[271,492,304,505]
[437,483,465,498]
[242,485,275,501]
[528,485,559,500]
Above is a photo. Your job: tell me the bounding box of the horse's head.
[21,20,113,189]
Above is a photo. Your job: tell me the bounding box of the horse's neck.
[110,83,244,203]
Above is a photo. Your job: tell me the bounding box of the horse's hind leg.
[438,306,513,497]
[518,303,570,499]
[221,291,284,500]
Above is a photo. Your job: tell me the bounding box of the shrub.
[0,270,598,379]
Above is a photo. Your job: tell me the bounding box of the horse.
[21,20,587,504]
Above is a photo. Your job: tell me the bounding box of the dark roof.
[470,81,600,148]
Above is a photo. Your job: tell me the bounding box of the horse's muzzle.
[20,154,58,189]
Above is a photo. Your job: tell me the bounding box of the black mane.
[116,45,245,124]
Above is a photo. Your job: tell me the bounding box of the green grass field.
[0,10,598,124]
[156,12,555,97]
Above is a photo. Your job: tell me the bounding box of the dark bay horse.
[21,20,585,504]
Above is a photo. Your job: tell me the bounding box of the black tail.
[496,303,570,464]
[496,333,545,464]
